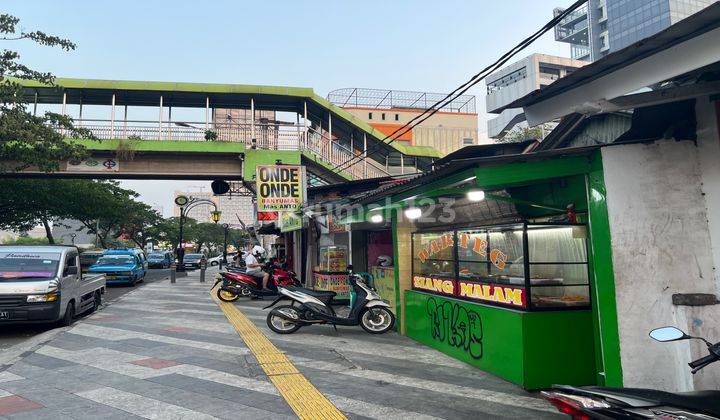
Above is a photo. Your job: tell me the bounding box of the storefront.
[346,150,612,390]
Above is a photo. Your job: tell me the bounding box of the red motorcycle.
[214,259,300,302]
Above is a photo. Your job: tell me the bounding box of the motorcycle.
[263,265,395,335]
[213,259,299,302]
[542,326,720,419]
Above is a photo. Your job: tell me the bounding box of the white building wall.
[601,100,720,391]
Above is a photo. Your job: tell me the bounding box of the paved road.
[0,268,171,351]
[0,270,558,419]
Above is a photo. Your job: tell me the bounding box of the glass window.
[528,225,587,263]
[368,112,373,120]
[527,224,590,309]
[0,251,61,281]
[457,226,525,282]
[412,231,455,278]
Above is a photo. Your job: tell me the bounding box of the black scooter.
[263,265,395,334]
[542,326,720,419]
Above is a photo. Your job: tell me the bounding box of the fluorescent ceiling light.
[467,190,486,202]
[404,207,422,220]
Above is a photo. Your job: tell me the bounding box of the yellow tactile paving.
[212,289,346,420]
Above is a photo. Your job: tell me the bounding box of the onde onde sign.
[256,165,306,212]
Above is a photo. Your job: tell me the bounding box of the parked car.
[208,252,237,266]
[0,245,106,326]
[147,250,173,268]
[79,250,103,273]
[183,253,206,269]
[88,249,147,286]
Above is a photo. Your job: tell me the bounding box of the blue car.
[89,249,147,286]
[147,251,173,268]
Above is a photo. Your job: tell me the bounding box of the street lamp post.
[221,223,229,269]
[174,195,221,272]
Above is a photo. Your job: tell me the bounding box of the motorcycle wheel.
[217,288,240,302]
[360,307,395,334]
[267,305,302,334]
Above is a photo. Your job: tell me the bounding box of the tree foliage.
[0,179,156,246]
[497,123,555,144]
[0,12,95,173]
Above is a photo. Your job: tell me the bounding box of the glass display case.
[411,222,591,311]
[318,245,348,273]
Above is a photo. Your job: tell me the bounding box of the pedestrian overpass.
[12,78,441,184]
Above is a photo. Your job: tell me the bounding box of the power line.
[330,0,587,174]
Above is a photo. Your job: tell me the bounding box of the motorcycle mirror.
[649,326,688,342]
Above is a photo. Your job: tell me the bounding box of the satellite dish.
[211,180,230,195]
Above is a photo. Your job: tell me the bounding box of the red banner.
[257,211,278,221]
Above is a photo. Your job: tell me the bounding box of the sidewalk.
[0,269,560,419]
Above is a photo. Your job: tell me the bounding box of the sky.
[7,0,576,216]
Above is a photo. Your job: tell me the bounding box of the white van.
[0,245,106,326]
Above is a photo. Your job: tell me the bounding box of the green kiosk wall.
[405,290,597,390]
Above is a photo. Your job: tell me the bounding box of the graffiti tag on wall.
[426,297,483,359]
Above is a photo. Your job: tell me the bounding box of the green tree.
[0,178,91,243]
[0,179,148,246]
[114,202,162,250]
[497,123,554,144]
[0,13,95,173]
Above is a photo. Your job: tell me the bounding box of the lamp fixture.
[370,213,384,223]
[467,189,486,202]
[404,207,422,220]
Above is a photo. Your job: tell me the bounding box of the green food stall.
[406,222,596,389]
[350,151,615,390]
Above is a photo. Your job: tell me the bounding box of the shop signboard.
[313,272,350,300]
[256,165,306,212]
[278,212,302,233]
[458,280,526,308]
[412,275,456,297]
[372,266,396,314]
[412,276,526,308]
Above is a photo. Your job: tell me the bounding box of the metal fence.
[66,119,390,179]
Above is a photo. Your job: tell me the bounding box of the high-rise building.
[485,54,588,139]
[554,0,713,62]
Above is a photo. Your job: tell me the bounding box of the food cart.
[313,245,351,300]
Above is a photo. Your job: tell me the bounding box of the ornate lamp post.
[174,195,220,272]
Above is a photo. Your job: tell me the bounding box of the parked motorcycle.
[213,259,299,301]
[263,265,395,335]
[542,326,720,419]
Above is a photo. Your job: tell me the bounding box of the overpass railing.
[65,119,390,179]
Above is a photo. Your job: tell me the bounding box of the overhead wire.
[329,0,587,174]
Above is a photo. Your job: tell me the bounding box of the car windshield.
[184,254,203,260]
[95,255,134,266]
[148,253,165,259]
[0,251,61,280]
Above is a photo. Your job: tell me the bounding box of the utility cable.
[330,0,587,174]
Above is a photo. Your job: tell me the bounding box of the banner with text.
[256,165,306,212]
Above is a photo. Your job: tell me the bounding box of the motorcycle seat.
[585,387,720,417]
[283,286,336,301]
